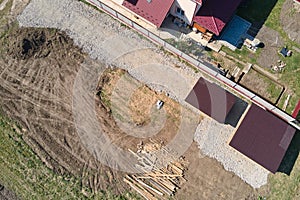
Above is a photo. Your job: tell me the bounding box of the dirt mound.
[4,28,80,60]
[281,0,300,44]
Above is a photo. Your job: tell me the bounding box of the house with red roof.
[122,0,175,27]
[192,0,243,36]
[122,0,243,36]
[169,0,202,27]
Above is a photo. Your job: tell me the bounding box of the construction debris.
[271,60,286,72]
[244,38,261,52]
[283,94,291,111]
[124,141,189,199]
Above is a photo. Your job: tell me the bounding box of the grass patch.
[0,113,137,199]
[221,45,261,64]
[0,0,12,22]
[268,131,300,200]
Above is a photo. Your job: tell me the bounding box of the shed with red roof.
[229,104,296,173]
[185,77,237,123]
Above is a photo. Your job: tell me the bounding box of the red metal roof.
[185,77,237,123]
[229,104,296,173]
[122,0,175,27]
[193,0,242,35]
[292,100,300,119]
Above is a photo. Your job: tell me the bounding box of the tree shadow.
[277,131,300,175]
[238,0,278,38]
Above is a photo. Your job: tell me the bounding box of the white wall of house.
[111,0,124,5]
[170,0,201,25]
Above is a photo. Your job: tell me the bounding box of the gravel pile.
[17,0,200,100]
[194,117,269,188]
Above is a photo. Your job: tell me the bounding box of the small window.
[176,7,185,16]
[180,10,185,16]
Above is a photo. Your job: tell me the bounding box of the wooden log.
[156,178,176,192]
[137,174,182,179]
[124,178,151,200]
[148,179,173,196]
[170,164,183,175]
[132,176,163,196]
[172,161,185,170]
[126,175,157,200]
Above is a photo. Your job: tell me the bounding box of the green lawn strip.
[268,132,300,200]
[0,0,12,19]
[279,52,300,113]
[0,114,137,199]
[221,46,261,65]
[0,163,33,197]
[0,119,83,198]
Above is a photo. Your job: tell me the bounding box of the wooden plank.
[125,176,157,200]
[156,178,176,192]
[124,178,151,200]
[148,179,173,196]
[138,174,182,179]
[132,176,163,196]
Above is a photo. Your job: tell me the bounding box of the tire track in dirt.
[0,27,127,194]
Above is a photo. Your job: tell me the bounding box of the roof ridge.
[211,16,219,35]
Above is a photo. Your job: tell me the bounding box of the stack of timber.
[124,143,188,199]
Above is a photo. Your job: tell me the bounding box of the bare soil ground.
[240,70,283,104]
[0,27,127,195]
[94,68,182,152]
[211,51,282,104]
[281,0,300,44]
[176,143,258,200]
[0,184,19,200]
[256,26,284,68]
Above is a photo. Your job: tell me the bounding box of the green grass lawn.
[0,114,137,200]
[268,131,300,200]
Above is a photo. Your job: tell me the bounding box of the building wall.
[170,0,200,25]
[111,0,124,5]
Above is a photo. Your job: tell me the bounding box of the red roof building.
[185,77,237,123]
[229,104,296,173]
[122,0,175,27]
[193,0,243,35]
[292,100,300,119]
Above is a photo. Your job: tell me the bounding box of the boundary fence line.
[86,0,300,131]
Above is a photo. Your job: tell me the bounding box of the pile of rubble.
[271,60,286,72]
